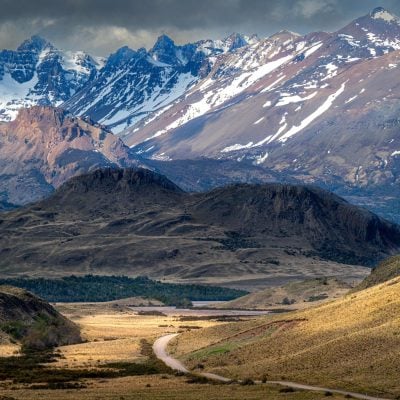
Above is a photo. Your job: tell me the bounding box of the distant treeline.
[0,275,247,306]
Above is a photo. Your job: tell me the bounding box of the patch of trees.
[0,275,247,305]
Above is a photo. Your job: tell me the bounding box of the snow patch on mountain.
[149,54,293,140]
[303,42,323,58]
[278,82,346,143]
[221,141,254,153]
[100,72,197,133]
[0,72,39,120]
[276,91,317,106]
[371,7,400,24]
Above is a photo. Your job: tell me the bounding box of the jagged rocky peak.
[0,34,102,122]
[153,34,176,49]
[337,6,400,53]
[106,45,137,67]
[222,33,249,51]
[268,29,301,44]
[150,34,179,64]
[16,34,54,53]
[246,33,260,44]
[370,6,400,23]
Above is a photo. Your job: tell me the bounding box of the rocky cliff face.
[0,106,138,205]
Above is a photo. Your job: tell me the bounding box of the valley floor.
[0,301,353,400]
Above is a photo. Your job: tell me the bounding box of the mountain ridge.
[0,167,397,287]
[1,8,400,223]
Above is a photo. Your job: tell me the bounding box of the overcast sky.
[1,0,400,56]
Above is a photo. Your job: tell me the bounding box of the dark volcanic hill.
[0,285,81,350]
[0,168,398,288]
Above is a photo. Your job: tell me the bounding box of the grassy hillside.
[356,255,400,291]
[0,285,81,351]
[216,277,352,310]
[171,276,400,398]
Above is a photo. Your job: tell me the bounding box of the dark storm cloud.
[0,0,399,55]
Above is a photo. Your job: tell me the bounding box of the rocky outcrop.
[0,106,139,205]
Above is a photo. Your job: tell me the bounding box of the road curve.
[152,333,231,382]
[153,333,391,400]
[153,333,189,373]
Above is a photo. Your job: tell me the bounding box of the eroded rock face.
[0,106,138,205]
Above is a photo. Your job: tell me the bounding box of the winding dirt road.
[153,333,391,400]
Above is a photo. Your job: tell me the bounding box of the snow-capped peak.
[221,33,249,52]
[149,34,180,65]
[370,7,400,24]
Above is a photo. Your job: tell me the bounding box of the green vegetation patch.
[0,275,248,305]
[189,343,237,360]
[1,312,80,352]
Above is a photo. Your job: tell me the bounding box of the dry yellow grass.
[0,342,19,357]
[172,277,400,398]
[216,277,353,311]
[54,302,220,368]
[0,301,350,400]
[0,375,348,400]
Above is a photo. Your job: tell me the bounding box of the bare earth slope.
[0,167,398,287]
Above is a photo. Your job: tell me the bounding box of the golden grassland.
[216,277,353,311]
[0,375,348,400]
[171,277,400,399]
[0,342,19,357]
[53,302,219,368]
[0,301,351,399]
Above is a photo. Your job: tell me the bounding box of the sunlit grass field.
[172,277,400,398]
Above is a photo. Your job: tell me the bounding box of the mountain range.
[125,8,400,212]
[0,7,400,223]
